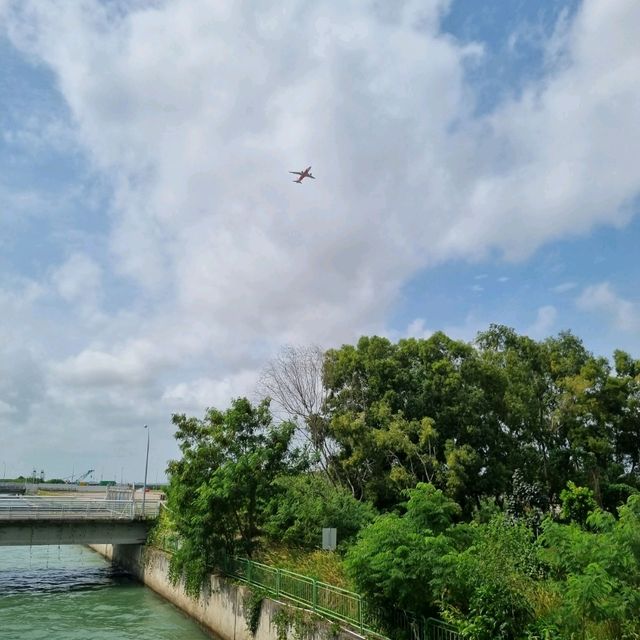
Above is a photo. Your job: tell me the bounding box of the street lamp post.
[142,424,150,516]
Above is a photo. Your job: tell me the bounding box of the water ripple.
[0,546,214,640]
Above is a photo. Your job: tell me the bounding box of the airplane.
[289,166,315,183]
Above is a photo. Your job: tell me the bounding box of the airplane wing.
[289,171,303,175]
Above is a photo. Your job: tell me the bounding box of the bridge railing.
[131,499,163,518]
[0,496,160,520]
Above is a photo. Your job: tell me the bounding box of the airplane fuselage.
[290,167,315,183]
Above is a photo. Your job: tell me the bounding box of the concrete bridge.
[0,496,160,545]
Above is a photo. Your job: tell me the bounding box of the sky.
[1,0,639,484]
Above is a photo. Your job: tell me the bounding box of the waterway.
[0,545,213,640]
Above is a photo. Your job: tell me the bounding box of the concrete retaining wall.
[90,544,363,640]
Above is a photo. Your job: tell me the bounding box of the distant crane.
[76,469,94,483]
[64,469,95,484]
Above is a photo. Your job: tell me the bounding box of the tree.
[258,344,336,480]
[609,350,640,485]
[166,398,299,589]
[322,327,639,514]
[475,327,591,501]
[324,333,509,511]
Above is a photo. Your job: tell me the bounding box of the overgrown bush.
[442,515,541,639]
[345,483,461,625]
[263,473,377,549]
[560,481,597,526]
[538,495,640,639]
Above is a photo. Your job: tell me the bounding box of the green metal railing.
[223,556,459,640]
[425,618,460,640]
[153,534,458,640]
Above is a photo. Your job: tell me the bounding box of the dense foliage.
[323,326,640,512]
[165,326,640,637]
[166,398,300,589]
[344,484,463,621]
[262,473,376,548]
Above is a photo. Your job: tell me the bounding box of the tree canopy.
[322,326,640,513]
[166,398,300,589]
[164,325,640,637]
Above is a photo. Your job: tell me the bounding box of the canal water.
[0,545,213,640]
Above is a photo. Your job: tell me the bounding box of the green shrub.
[345,483,461,624]
[560,482,597,526]
[538,495,640,638]
[263,473,377,549]
[442,515,541,639]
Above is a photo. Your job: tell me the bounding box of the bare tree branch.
[259,345,327,420]
[258,344,339,482]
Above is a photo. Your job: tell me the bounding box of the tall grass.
[255,544,352,589]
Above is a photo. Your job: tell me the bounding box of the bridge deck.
[0,497,160,545]
[0,496,160,520]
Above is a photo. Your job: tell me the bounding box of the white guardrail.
[0,496,160,520]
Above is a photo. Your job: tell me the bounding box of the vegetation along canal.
[0,545,214,640]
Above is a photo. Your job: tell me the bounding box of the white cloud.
[162,370,260,414]
[400,315,487,345]
[576,282,637,331]
[51,253,102,304]
[526,305,557,338]
[0,183,53,234]
[5,0,639,317]
[405,318,435,340]
[50,339,160,388]
[440,0,640,260]
[2,113,77,156]
[0,0,639,478]
[552,281,577,294]
[0,399,17,415]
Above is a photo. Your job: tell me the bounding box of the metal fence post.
[276,568,281,597]
[312,580,318,611]
[247,559,253,584]
[357,595,364,633]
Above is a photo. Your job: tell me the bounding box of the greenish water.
[0,545,213,640]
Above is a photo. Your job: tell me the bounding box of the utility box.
[322,527,337,551]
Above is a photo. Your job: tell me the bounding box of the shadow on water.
[0,544,137,596]
[0,564,136,596]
